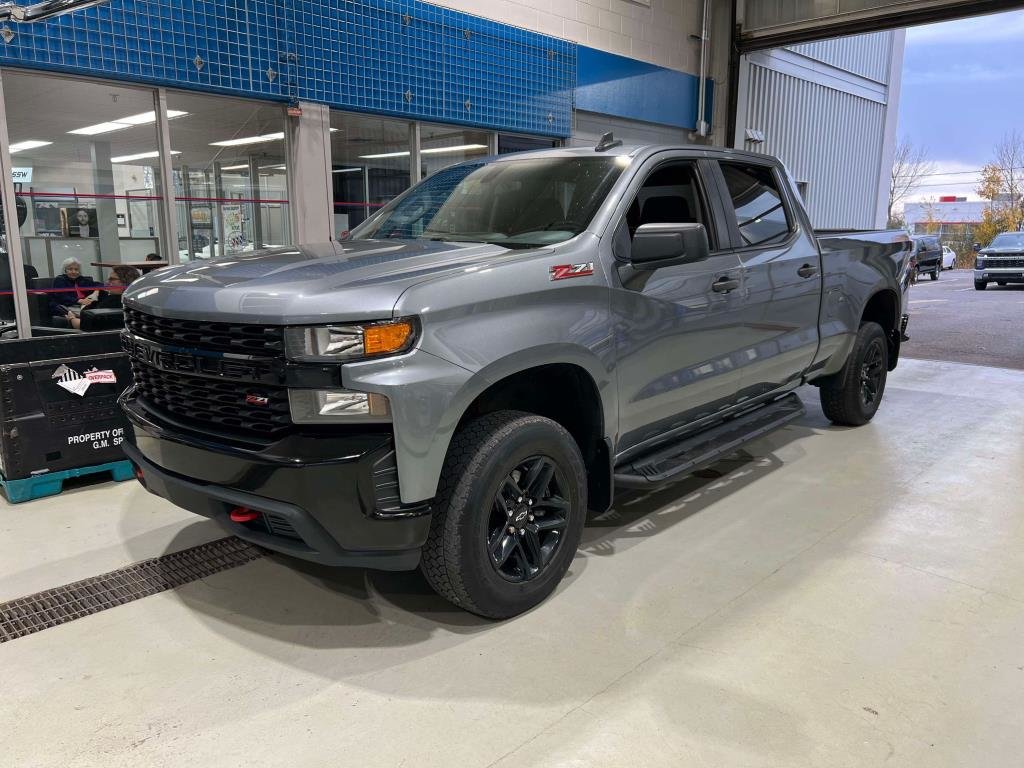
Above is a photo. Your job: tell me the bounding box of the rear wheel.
[975,280,988,291]
[819,321,888,427]
[930,267,939,281]
[420,411,587,619]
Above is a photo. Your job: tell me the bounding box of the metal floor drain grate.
[0,537,264,643]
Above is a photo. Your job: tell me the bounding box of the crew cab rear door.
[708,159,822,398]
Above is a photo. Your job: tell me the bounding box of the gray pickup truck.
[120,143,912,618]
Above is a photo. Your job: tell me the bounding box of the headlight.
[288,389,391,423]
[284,318,416,362]
[975,257,985,269]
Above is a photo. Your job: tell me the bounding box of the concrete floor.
[3,357,1024,767]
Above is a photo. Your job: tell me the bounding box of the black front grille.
[984,258,1024,269]
[125,308,284,356]
[132,362,291,437]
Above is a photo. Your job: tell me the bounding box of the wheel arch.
[450,349,615,513]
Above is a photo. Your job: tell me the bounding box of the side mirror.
[630,223,710,270]
[973,242,981,252]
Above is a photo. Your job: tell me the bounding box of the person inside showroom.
[63,264,139,331]
[49,256,100,321]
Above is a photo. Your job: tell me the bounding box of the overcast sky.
[898,10,1024,202]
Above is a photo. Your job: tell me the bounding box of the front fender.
[343,343,615,505]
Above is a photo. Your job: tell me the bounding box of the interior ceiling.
[738,0,1024,51]
[0,71,492,183]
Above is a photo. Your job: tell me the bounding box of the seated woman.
[64,265,140,331]
[49,257,100,320]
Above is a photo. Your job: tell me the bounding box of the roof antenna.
[595,131,622,152]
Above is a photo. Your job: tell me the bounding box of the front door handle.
[797,263,818,278]
[712,275,740,294]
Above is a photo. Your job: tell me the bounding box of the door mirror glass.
[630,223,710,269]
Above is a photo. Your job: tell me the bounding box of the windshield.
[349,156,626,247]
[989,232,1024,249]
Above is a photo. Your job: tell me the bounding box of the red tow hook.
[229,506,260,523]
[133,465,146,486]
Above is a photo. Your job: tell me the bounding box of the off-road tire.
[975,280,987,291]
[420,410,587,619]
[929,268,939,281]
[819,321,888,427]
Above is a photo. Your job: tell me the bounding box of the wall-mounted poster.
[60,207,98,238]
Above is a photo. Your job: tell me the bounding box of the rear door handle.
[797,263,818,278]
[712,275,740,294]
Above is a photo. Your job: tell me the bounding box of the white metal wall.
[735,30,904,230]
[788,31,893,83]
[743,64,886,229]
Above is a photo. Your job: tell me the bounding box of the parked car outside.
[942,245,956,270]
[912,235,942,280]
[974,231,1024,290]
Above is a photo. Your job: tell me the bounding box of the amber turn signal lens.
[363,320,414,355]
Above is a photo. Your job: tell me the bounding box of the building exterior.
[733,30,905,230]
[0,0,740,337]
[0,0,902,337]
[904,199,986,236]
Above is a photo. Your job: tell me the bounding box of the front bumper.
[975,268,1024,282]
[121,392,431,570]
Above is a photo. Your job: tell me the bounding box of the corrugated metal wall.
[743,64,886,229]
[788,31,893,83]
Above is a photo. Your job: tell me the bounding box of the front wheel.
[421,411,587,619]
[975,280,988,291]
[819,321,889,427]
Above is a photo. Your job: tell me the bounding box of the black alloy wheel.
[860,338,885,408]
[486,456,569,583]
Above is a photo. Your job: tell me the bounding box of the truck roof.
[488,144,782,166]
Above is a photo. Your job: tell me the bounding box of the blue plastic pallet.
[0,460,135,503]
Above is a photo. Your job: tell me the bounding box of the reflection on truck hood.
[123,239,539,324]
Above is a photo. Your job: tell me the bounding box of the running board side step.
[613,393,805,489]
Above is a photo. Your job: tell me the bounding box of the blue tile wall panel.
[0,0,574,136]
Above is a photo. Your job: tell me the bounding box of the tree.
[920,196,939,234]
[888,138,935,225]
[975,130,1024,245]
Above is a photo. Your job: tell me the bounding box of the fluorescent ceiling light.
[210,132,284,147]
[220,164,250,171]
[9,140,52,153]
[358,143,488,160]
[111,150,181,163]
[261,164,286,170]
[333,167,362,173]
[69,110,188,136]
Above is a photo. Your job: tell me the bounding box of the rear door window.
[718,162,792,248]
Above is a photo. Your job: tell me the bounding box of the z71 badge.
[549,263,594,281]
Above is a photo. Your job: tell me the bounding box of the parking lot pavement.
[904,269,1024,370]
[4,357,1024,767]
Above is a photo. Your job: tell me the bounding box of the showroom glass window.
[329,111,410,237]
[420,124,490,179]
[0,71,165,335]
[165,92,290,261]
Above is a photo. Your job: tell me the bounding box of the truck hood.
[123,239,544,324]
[979,247,1024,256]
